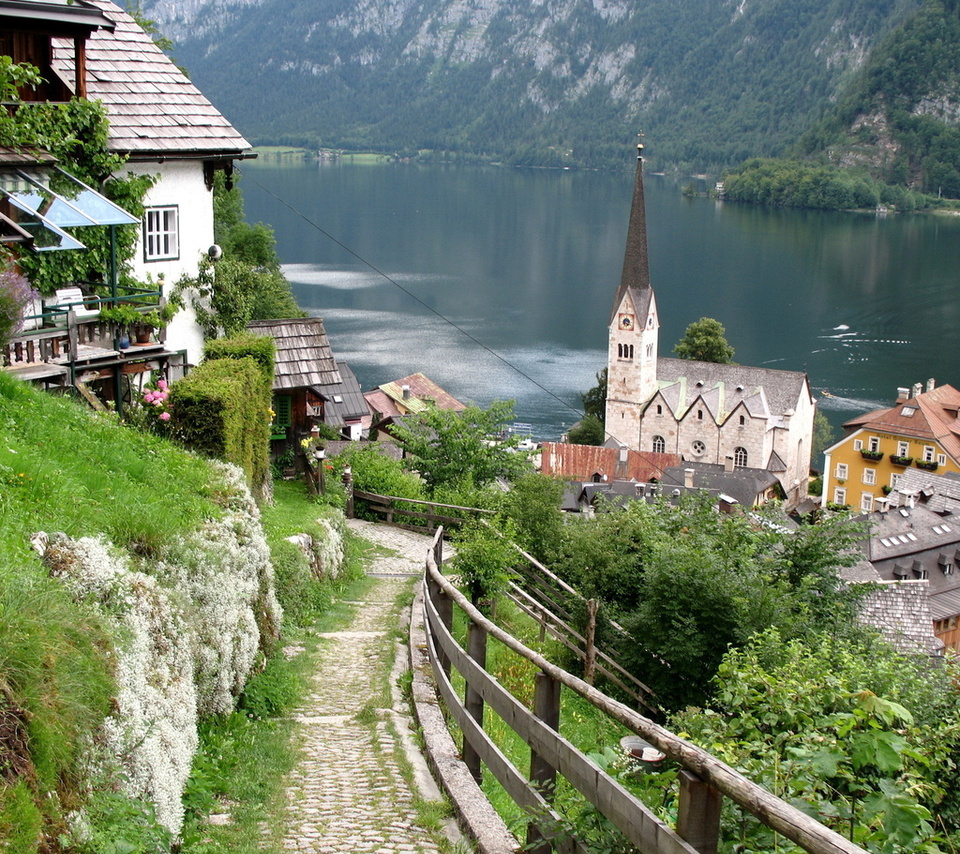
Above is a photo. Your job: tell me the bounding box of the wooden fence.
[352,489,495,531]
[423,527,869,854]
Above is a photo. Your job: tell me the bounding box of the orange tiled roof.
[844,384,960,462]
[540,442,681,483]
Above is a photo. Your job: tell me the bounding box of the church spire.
[610,138,651,321]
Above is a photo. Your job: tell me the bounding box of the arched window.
[656,404,663,415]
[697,409,703,420]
[628,344,634,359]
[734,446,748,468]
[739,414,745,426]
[652,435,665,453]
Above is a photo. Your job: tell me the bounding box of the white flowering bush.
[41,533,197,835]
[37,462,283,836]
[314,514,346,579]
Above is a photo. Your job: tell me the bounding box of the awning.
[0,166,139,252]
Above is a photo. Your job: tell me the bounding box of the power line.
[240,166,590,423]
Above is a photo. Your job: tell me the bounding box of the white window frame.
[143,205,180,261]
[652,435,665,454]
[923,446,936,462]
[863,468,876,485]
[860,493,873,512]
[939,454,948,466]
[854,439,863,451]
[868,436,880,452]
[897,441,910,457]
[834,487,847,505]
[835,463,848,480]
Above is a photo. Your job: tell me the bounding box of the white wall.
[125,160,214,366]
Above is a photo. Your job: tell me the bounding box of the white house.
[51,0,254,364]
[605,145,815,509]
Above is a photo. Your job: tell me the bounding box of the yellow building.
[822,381,960,512]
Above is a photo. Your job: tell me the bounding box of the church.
[604,145,815,510]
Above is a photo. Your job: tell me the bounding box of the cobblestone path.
[277,520,464,854]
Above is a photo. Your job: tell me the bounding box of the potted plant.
[860,449,884,461]
[916,459,939,471]
[890,455,913,466]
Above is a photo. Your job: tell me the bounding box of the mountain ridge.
[140,0,922,171]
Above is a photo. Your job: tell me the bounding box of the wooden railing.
[352,489,495,531]
[423,527,869,854]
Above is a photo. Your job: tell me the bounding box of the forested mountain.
[140,0,923,171]
[799,0,960,196]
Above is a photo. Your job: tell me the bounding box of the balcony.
[3,284,185,411]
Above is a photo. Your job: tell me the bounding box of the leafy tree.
[673,629,960,853]
[812,408,836,462]
[499,473,565,563]
[451,518,520,610]
[581,368,607,422]
[567,414,605,446]
[552,493,867,710]
[674,317,735,363]
[389,400,531,494]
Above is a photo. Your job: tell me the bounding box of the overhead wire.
[240,166,593,426]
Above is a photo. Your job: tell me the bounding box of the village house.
[248,317,366,445]
[1,0,251,396]
[364,372,465,441]
[605,145,815,511]
[822,380,960,513]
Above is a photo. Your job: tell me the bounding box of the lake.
[239,156,960,441]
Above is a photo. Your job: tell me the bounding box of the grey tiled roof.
[52,0,250,157]
[858,580,942,655]
[661,462,781,508]
[314,361,368,425]
[657,358,809,420]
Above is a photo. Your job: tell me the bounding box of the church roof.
[609,144,651,324]
[656,357,809,420]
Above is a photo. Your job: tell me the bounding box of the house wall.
[125,160,214,366]
[822,428,960,511]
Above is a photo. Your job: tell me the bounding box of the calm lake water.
[240,157,960,441]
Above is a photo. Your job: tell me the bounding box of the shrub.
[0,270,39,349]
[203,332,276,382]
[169,356,272,502]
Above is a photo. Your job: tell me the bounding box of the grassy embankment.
[0,373,368,851]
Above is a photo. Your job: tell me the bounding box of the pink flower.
[157,379,168,391]
[159,411,171,421]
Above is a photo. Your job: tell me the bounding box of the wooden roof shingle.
[51,0,250,158]
[247,318,341,391]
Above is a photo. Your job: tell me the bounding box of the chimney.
[724,455,734,473]
[683,468,695,488]
[401,384,411,400]
[927,378,936,393]
[912,382,923,399]
[897,387,910,401]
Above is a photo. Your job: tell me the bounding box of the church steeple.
[604,139,659,444]
[610,139,651,323]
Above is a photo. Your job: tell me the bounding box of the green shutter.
[272,395,292,439]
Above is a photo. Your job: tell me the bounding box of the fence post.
[676,770,722,854]
[526,670,561,854]
[433,536,453,679]
[584,598,598,686]
[342,465,354,518]
[463,617,487,784]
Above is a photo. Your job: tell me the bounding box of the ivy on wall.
[0,60,155,294]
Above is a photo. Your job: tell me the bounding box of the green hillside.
[145,0,921,172]
[800,0,960,195]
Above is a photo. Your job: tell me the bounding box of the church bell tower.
[605,141,659,448]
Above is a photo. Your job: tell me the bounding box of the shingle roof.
[313,361,367,424]
[246,318,341,390]
[540,442,681,483]
[52,0,250,157]
[842,384,960,463]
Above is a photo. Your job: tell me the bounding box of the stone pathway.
[276,520,466,854]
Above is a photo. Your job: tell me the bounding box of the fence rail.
[423,526,869,854]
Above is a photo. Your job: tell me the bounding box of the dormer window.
[902,406,917,417]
